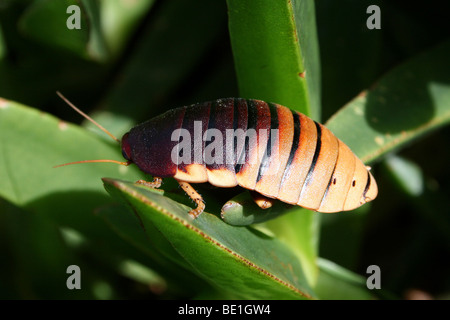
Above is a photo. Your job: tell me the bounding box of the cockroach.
[56,93,377,218]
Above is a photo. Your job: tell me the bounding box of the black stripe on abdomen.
[362,171,371,199]
[280,111,300,186]
[302,121,322,188]
[235,99,257,173]
[256,103,278,183]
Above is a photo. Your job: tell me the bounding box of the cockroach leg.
[250,191,275,209]
[177,180,205,218]
[136,177,162,189]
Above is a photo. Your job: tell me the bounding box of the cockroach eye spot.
[333,177,337,185]
[352,180,356,187]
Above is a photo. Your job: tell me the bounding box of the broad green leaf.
[326,40,450,164]
[227,0,320,120]
[103,178,315,300]
[0,98,141,207]
[290,0,321,119]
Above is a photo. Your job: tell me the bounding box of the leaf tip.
[102,177,116,186]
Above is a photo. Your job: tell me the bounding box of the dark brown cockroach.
[56,94,377,218]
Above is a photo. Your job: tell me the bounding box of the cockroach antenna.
[54,91,130,168]
[56,91,120,143]
[53,159,130,168]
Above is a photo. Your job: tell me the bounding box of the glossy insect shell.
[121,98,377,213]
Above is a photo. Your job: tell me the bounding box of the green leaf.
[0,98,141,207]
[384,155,424,196]
[315,258,376,300]
[103,178,315,300]
[326,40,450,164]
[220,191,293,225]
[95,0,156,59]
[117,259,166,289]
[80,0,109,61]
[227,0,321,120]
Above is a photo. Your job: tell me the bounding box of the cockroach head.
[121,132,132,162]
